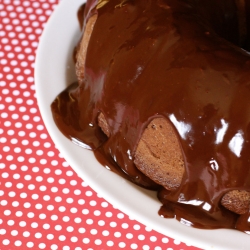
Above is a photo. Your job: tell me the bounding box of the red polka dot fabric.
[0,1,202,249]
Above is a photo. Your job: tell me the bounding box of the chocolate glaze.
[51,0,250,232]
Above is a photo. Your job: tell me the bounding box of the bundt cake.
[51,0,250,232]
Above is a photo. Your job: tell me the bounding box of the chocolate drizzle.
[51,0,250,232]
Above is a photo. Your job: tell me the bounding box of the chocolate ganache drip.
[51,0,250,232]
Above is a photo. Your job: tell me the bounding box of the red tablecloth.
[0,1,202,249]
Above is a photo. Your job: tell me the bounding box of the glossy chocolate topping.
[51,0,250,231]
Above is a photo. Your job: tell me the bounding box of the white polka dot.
[36,150,43,156]
[21,165,28,171]
[43,142,51,148]
[119,242,126,248]
[19,221,26,227]
[35,232,42,238]
[8,191,16,197]
[83,238,90,244]
[75,227,84,234]
[18,156,25,162]
[110,222,117,228]
[74,189,81,195]
[25,175,32,181]
[101,201,108,208]
[26,123,33,129]
[155,247,162,250]
[70,207,77,213]
[0,137,7,143]
[97,219,106,227]
[117,213,124,219]
[162,237,169,243]
[59,235,66,241]
[58,178,65,184]
[51,187,58,192]
[51,215,58,222]
[20,193,27,199]
[47,205,54,211]
[55,225,62,231]
[71,236,78,242]
[27,212,34,218]
[36,186,47,191]
[24,202,31,208]
[63,216,70,222]
[126,233,133,239]
[36,204,42,209]
[69,178,77,185]
[131,244,138,249]
[3,239,10,245]
[12,201,19,207]
[40,159,47,164]
[48,151,55,157]
[134,224,141,230]
[66,226,74,233]
[90,229,97,235]
[66,198,73,203]
[4,121,11,127]
[23,231,30,237]
[16,211,23,217]
[1,114,8,121]
[82,208,89,215]
[78,199,85,205]
[39,243,46,249]
[114,232,121,238]
[150,236,157,242]
[74,217,82,223]
[90,200,97,206]
[43,224,50,229]
[94,239,101,245]
[86,219,93,225]
[7,129,14,135]
[62,188,69,194]
[94,210,101,216]
[145,226,152,231]
[107,240,114,247]
[62,161,69,167]
[0,229,6,235]
[2,172,9,178]
[11,138,18,144]
[40,134,48,139]
[85,191,92,197]
[122,223,129,229]
[10,60,17,65]
[55,196,62,202]
[15,241,22,246]
[173,239,181,245]
[5,182,12,188]
[43,195,50,201]
[47,234,54,240]
[11,230,18,236]
[8,220,14,226]
[18,131,25,136]
[102,230,109,236]
[27,242,34,248]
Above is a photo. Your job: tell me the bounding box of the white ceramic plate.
[35,0,250,249]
